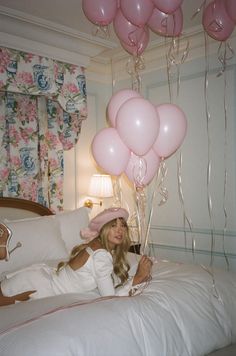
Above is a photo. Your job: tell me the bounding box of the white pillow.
[55,207,90,253]
[0,215,68,275]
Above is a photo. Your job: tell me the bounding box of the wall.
[66,31,236,271]
[145,54,236,271]
[63,80,112,211]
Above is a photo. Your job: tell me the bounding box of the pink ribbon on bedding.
[0,295,125,336]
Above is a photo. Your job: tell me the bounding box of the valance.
[0,47,87,116]
[0,46,88,211]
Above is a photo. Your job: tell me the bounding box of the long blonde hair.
[57,217,131,285]
[100,217,131,285]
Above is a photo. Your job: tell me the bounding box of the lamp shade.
[89,174,113,198]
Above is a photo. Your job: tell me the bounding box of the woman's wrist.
[132,274,146,286]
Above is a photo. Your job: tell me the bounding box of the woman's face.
[107,218,127,250]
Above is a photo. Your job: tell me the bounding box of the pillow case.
[55,207,90,253]
[0,215,68,276]
[0,207,90,276]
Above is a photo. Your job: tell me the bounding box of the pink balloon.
[107,89,142,127]
[152,0,183,14]
[116,97,160,156]
[148,7,183,37]
[82,0,117,26]
[125,149,161,187]
[92,128,130,176]
[120,0,154,27]
[153,104,187,158]
[225,0,236,23]
[114,9,147,46]
[202,0,235,42]
[120,27,150,56]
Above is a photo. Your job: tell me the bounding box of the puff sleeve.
[92,250,134,297]
[93,250,115,296]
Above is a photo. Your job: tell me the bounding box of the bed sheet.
[0,260,235,356]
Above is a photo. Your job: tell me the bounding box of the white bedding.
[0,259,235,356]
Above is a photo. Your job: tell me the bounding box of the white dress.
[1,247,134,299]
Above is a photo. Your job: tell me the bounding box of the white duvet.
[0,260,235,356]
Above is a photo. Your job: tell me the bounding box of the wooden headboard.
[0,197,53,220]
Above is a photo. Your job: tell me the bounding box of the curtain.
[0,47,87,212]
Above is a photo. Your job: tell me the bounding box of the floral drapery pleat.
[0,47,87,212]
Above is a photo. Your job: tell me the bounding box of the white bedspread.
[0,260,235,356]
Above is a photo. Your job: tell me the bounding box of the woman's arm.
[132,255,153,286]
[0,290,36,306]
[94,251,153,297]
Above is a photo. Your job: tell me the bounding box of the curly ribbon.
[143,171,160,257]
[166,37,190,101]
[221,51,230,270]
[157,158,168,206]
[92,24,110,39]
[131,155,147,188]
[128,156,148,253]
[135,185,147,255]
[112,177,139,244]
[200,264,223,303]
[126,55,145,93]
[140,159,170,256]
[112,176,122,208]
[204,32,215,267]
[192,1,231,270]
[217,42,234,77]
[111,57,116,95]
[177,152,195,258]
[191,0,207,20]
[165,32,192,260]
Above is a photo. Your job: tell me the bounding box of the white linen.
[0,260,235,356]
[54,207,90,252]
[1,207,90,275]
[0,216,68,275]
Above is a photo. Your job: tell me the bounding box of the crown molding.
[0,5,118,67]
[91,26,236,82]
[0,32,91,67]
[1,4,235,84]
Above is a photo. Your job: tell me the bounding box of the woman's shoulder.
[86,246,111,259]
[90,249,113,276]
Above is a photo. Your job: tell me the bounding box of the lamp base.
[84,199,102,209]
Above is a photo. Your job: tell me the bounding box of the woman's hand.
[133,255,153,286]
[14,290,36,302]
[0,290,36,306]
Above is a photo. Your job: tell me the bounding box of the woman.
[0,207,152,306]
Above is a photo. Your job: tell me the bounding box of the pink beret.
[80,207,129,242]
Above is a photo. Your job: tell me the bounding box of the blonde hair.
[57,243,88,272]
[100,218,131,285]
[57,217,131,285]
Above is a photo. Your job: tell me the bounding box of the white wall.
[146,55,236,270]
[65,32,236,271]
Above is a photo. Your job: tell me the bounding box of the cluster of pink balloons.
[82,0,184,57]
[92,89,187,187]
[203,0,236,42]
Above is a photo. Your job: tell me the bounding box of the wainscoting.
[149,225,236,271]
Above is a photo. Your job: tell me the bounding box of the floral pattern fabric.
[0,47,87,212]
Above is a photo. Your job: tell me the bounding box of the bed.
[0,197,236,356]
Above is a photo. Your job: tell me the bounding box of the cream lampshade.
[84,174,113,208]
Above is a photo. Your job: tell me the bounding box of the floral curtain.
[0,47,87,212]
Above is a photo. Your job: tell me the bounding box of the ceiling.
[0,0,205,61]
